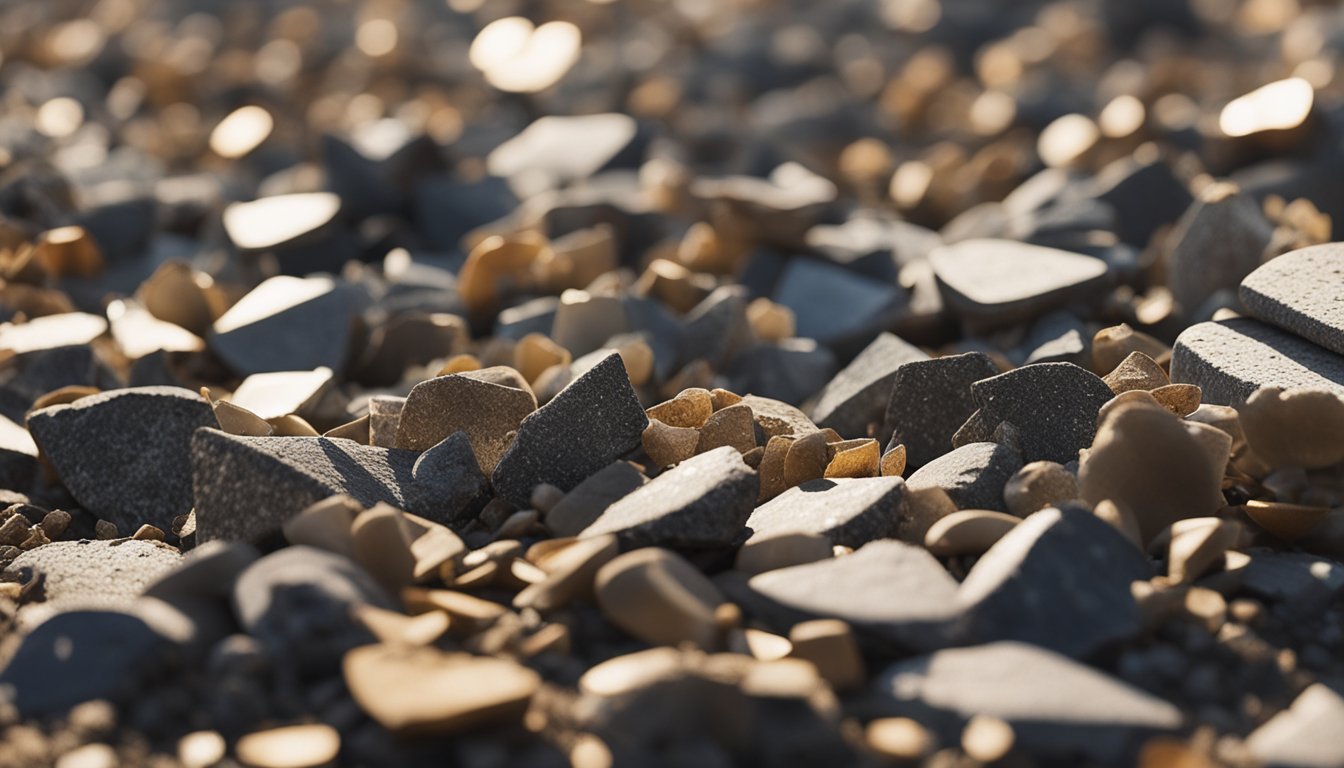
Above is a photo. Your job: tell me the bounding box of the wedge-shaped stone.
[745,477,907,548]
[396,372,536,473]
[1171,318,1344,406]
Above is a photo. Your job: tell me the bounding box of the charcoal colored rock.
[580,446,757,549]
[404,432,490,528]
[191,429,421,543]
[745,477,907,548]
[492,353,648,508]
[395,372,537,472]
[210,276,368,376]
[906,441,1022,513]
[876,642,1182,761]
[2,540,182,627]
[1239,552,1344,606]
[969,363,1114,464]
[679,286,753,370]
[1019,310,1089,366]
[811,333,928,439]
[1171,318,1344,406]
[27,386,217,531]
[929,239,1109,331]
[1240,243,1344,356]
[953,506,1149,657]
[725,340,836,407]
[772,258,903,345]
[546,461,648,538]
[882,352,999,466]
[1089,152,1193,248]
[1166,182,1273,316]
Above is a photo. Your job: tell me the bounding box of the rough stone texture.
[906,441,1022,513]
[1247,684,1344,768]
[546,461,648,538]
[729,540,960,651]
[969,363,1114,464]
[492,354,647,508]
[882,352,999,466]
[580,446,757,549]
[810,333,928,439]
[953,507,1150,657]
[929,239,1110,330]
[404,432,490,528]
[191,429,420,543]
[740,395,819,440]
[395,372,536,473]
[745,477,907,548]
[1171,318,1344,406]
[210,275,367,376]
[1240,243,1344,356]
[27,386,217,531]
[2,540,182,628]
[875,642,1182,761]
[1165,182,1272,316]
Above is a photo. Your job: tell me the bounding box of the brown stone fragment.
[923,510,1021,556]
[1102,351,1169,394]
[641,419,699,468]
[647,388,713,428]
[824,439,879,479]
[697,404,756,455]
[787,619,864,691]
[1151,384,1201,416]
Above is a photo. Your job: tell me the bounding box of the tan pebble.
[756,435,794,502]
[1183,586,1227,633]
[569,733,614,768]
[0,581,20,600]
[739,657,825,700]
[19,526,49,550]
[514,534,619,612]
[579,647,688,698]
[344,644,539,736]
[595,548,726,649]
[445,561,499,591]
[1132,580,1188,631]
[1167,518,1240,584]
[1102,351,1170,394]
[39,509,70,539]
[634,258,713,314]
[1097,388,1166,423]
[697,403,757,455]
[866,718,934,761]
[1244,499,1330,542]
[138,261,216,337]
[1092,323,1171,375]
[55,743,117,768]
[282,495,362,558]
[1151,383,1201,416]
[608,336,655,387]
[924,510,1021,556]
[1003,461,1079,517]
[212,399,272,437]
[643,418,701,468]
[519,622,571,658]
[734,530,832,575]
[646,388,713,428]
[1238,387,1344,469]
[132,524,165,541]
[0,515,27,546]
[322,414,369,443]
[783,431,829,488]
[94,519,119,540]
[788,619,865,691]
[32,385,100,412]
[351,505,417,591]
[403,513,466,582]
[1182,421,1232,477]
[817,428,844,443]
[742,445,765,469]
[903,486,958,545]
[267,414,320,437]
[178,730,226,768]
[355,604,451,647]
[514,333,572,384]
[824,439,879,479]
[458,233,549,319]
[1093,499,1143,549]
[236,723,339,768]
[403,588,509,632]
[710,388,744,411]
[35,226,102,279]
[494,509,540,539]
[747,298,795,342]
[729,627,793,661]
[962,715,1014,763]
[437,354,481,376]
[880,443,907,477]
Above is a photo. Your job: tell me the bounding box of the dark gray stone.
[906,441,1022,512]
[1089,152,1193,248]
[209,276,368,376]
[1240,243,1344,356]
[929,239,1109,331]
[546,461,648,538]
[811,333,928,439]
[725,340,835,407]
[1247,684,1344,768]
[875,642,1182,761]
[1239,552,1344,605]
[27,387,217,532]
[729,540,960,651]
[191,429,420,543]
[882,352,998,466]
[772,258,903,346]
[679,286,752,370]
[969,363,1114,465]
[1019,310,1089,366]
[492,353,648,508]
[3,540,182,627]
[1166,183,1273,316]
[1171,318,1344,406]
[0,413,37,492]
[953,506,1149,657]
[580,446,757,549]
[405,432,490,528]
[745,477,907,548]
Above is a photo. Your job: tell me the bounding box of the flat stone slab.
[875,642,1182,761]
[906,441,1022,512]
[492,353,647,508]
[210,275,366,376]
[1240,243,1344,356]
[580,446,757,549]
[1171,318,1344,406]
[883,352,999,467]
[27,387,217,531]
[772,258,903,345]
[929,239,1109,330]
[745,476,907,548]
[810,332,928,439]
[2,540,182,628]
[968,363,1114,465]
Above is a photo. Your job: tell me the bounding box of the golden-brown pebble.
[355,604,451,647]
[1093,499,1143,549]
[266,414,320,437]
[1237,387,1344,469]
[729,627,793,661]
[739,657,828,701]
[924,510,1021,557]
[282,495,361,557]
[1183,586,1227,633]
[788,619,865,691]
[344,644,539,736]
[514,333,571,384]
[1096,389,1167,424]
[1092,324,1171,375]
[437,354,482,375]
[824,438,880,479]
[880,443,907,477]
[19,526,49,550]
[1137,738,1217,768]
[1243,499,1330,542]
[514,534,619,612]
[458,233,550,319]
[904,486,958,545]
[962,715,1014,763]
[866,718,934,761]
[569,733,614,768]
[235,723,339,768]
[1132,580,1189,632]
[93,519,118,540]
[1003,461,1079,517]
[1167,518,1240,584]
[634,258,714,314]
[1151,384,1202,417]
[747,298,796,342]
[710,387,744,411]
[34,226,102,279]
[178,730,226,768]
[322,414,370,443]
[646,388,714,428]
[578,647,688,698]
[594,548,726,649]
[698,404,757,454]
[445,561,499,591]
[734,530,833,575]
[211,399,272,437]
[642,418,700,467]
[1228,598,1263,626]
[1102,351,1170,394]
[757,435,794,502]
[132,524,165,542]
[742,445,765,469]
[783,431,829,488]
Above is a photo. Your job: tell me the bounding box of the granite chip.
[882,352,999,466]
[810,333,929,439]
[1240,243,1344,357]
[745,477,907,548]
[405,432,490,528]
[968,363,1114,464]
[2,540,182,626]
[1171,318,1344,406]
